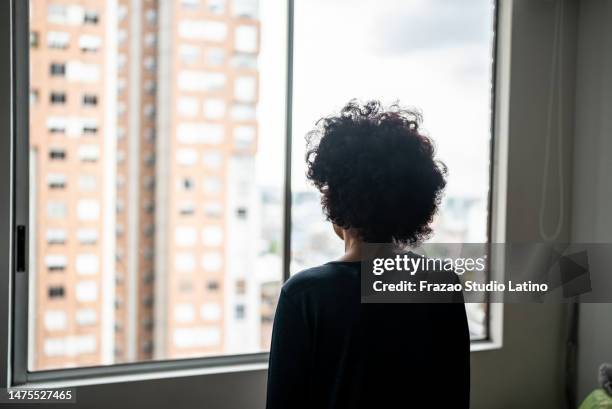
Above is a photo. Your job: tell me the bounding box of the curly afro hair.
[305,100,447,246]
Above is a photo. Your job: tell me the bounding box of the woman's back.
[266,261,470,408]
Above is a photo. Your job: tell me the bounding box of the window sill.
[16,361,269,389]
[16,339,501,389]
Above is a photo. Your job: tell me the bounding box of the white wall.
[572,0,612,402]
[471,1,578,408]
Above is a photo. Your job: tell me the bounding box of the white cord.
[539,0,565,241]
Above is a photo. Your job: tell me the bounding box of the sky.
[257,0,496,198]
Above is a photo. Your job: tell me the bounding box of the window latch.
[16,225,26,273]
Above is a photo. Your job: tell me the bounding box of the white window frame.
[0,0,507,392]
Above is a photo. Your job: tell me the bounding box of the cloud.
[370,0,494,55]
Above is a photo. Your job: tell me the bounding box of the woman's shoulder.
[281,261,359,300]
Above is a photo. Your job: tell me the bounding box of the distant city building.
[29,0,270,370]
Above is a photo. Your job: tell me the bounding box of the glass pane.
[28,0,287,370]
[291,0,496,340]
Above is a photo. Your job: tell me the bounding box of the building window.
[75,309,97,326]
[30,89,39,105]
[178,20,227,42]
[76,254,99,276]
[174,226,197,247]
[203,99,226,119]
[200,303,221,320]
[78,175,97,191]
[234,76,256,102]
[76,281,98,302]
[205,48,225,66]
[49,148,66,161]
[231,53,257,69]
[206,280,220,292]
[46,229,67,245]
[49,91,66,105]
[44,310,67,331]
[178,202,195,216]
[174,304,195,323]
[79,35,101,52]
[48,286,65,299]
[145,9,157,24]
[178,97,199,117]
[30,31,40,48]
[77,229,98,245]
[178,71,225,92]
[178,45,200,65]
[47,201,67,219]
[78,145,100,162]
[77,199,100,221]
[202,152,223,169]
[47,31,70,49]
[83,10,99,25]
[232,0,258,19]
[49,63,66,77]
[82,94,98,106]
[234,25,258,53]
[202,226,223,246]
[47,173,67,189]
[181,0,200,9]
[179,178,195,191]
[45,255,67,272]
[207,0,226,14]
[235,304,246,320]
[201,252,222,272]
[204,202,223,218]
[231,103,256,121]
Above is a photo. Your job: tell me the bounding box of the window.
[30,31,39,48]
[205,48,225,66]
[83,94,98,106]
[18,0,495,380]
[207,0,225,14]
[178,20,227,42]
[203,99,225,119]
[30,89,39,105]
[45,255,67,272]
[178,71,225,91]
[179,45,200,65]
[78,175,97,191]
[178,97,199,117]
[83,10,99,25]
[47,31,69,49]
[234,76,257,102]
[177,123,224,144]
[49,63,66,76]
[49,148,66,160]
[44,310,68,332]
[232,0,258,19]
[47,201,67,219]
[291,0,496,340]
[78,145,100,162]
[48,286,66,299]
[181,0,200,9]
[46,229,67,245]
[48,4,84,26]
[47,173,67,189]
[77,229,98,245]
[234,25,258,53]
[49,91,66,105]
[79,34,101,52]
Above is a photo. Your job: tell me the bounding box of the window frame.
[3,0,505,388]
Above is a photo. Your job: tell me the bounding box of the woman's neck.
[338,231,363,262]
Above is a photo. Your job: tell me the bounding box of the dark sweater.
[266,261,470,408]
